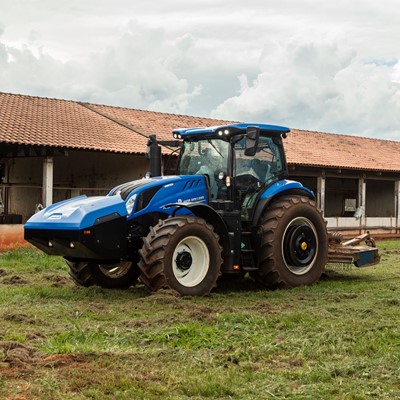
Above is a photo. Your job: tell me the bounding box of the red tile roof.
[286,129,400,172]
[87,103,231,143]
[0,92,148,154]
[1,92,400,172]
[0,92,230,155]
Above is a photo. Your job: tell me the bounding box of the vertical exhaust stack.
[146,135,162,177]
[145,135,181,177]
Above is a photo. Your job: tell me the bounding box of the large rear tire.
[139,216,223,296]
[67,260,140,289]
[251,195,328,289]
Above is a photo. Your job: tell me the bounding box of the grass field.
[0,242,399,399]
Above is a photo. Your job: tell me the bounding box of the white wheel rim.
[172,236,210,287]
[281,217,319,275]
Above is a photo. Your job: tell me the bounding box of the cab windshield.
[178,135,284,202]
[179,139,229,200]
[234,135,283,186]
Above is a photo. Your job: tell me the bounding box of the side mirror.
[244,126,260,156]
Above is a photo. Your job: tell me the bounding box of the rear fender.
[252,180,314,227]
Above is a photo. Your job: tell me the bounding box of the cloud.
[0,21,205,114]
[211,40,400,140]
[0,18,252,116]
[1,1,400,139]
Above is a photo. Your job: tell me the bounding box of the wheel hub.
[176,250,192,271]
[287,225,316,266]
[282,217,318,275]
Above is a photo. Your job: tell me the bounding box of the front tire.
[67,260,140,289]
[139,216,223,296]
[251,195,328,289]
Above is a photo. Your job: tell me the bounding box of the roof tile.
[0,93,148,154]
[1,92,400,173]
[285,129,400,172]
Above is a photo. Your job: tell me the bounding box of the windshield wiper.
[207,140,224,158]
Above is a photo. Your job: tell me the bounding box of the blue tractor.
[24,123,379,296]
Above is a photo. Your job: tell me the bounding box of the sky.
[1,0,400,140]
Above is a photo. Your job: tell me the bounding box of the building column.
[0,161,9,214]
[358,177,366,229]
[396,180,400,233]
[317,175,326,217]
[42,156,53,207]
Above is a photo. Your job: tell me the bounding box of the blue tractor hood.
[24,175,209,260]
[25,175,208,233]
[25,195,128,231]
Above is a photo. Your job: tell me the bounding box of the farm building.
[0,92,400,240]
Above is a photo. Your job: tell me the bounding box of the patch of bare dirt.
[45,274,70,286]
[273,358,304,369]
[220,305,235,313]
[333,293,358,302]
[128,315,180,329]
[2,275,29,285]
[0,341,85,372]
[143,289,181,305]
[0,225,32,251]
[188,305,217,322]
[3,312,39,324]
[0,268,7,277]
[26,332,47,342]
[0,341,42,368]
[39,353,85,368]
[244,300,277,314]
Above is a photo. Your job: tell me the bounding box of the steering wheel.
[235,174,262,189]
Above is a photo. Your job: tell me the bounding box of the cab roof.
[173,123,290,140]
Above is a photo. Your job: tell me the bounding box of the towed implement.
[25,123,380,296]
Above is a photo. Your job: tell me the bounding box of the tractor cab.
[175,124,289,219]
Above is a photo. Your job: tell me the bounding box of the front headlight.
[125,194,137,216]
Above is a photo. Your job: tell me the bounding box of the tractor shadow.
[322,265,373,283]
[215,268,374,295]
[215,274,266,294]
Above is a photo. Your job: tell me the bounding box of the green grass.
[0,243,399,399]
